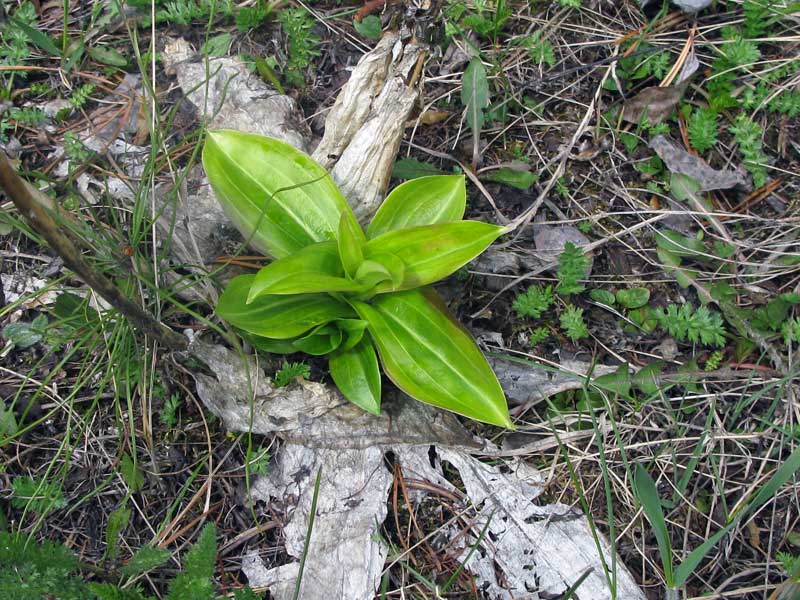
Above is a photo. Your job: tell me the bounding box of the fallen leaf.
[622,85,685,125]
[676,46,699,84]
[650,135,747,191]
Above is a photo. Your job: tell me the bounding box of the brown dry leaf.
[650,135,747,191]
[621,85,685,125]
[747,520,763,551]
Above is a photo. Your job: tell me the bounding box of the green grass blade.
[293,467,322,600]
[633,464,674,587]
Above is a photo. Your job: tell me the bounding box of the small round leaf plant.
[203,130,513,428]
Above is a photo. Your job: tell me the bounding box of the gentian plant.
[203,130,512,428]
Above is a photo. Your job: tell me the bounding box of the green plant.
[160,392,182,428]
[687,107,719,153]
[521,32,555,68]
[150,0,234,26]
[462,57,490,167]
[616,288,650,309]
[729,114,770,187]
[556,242,590,295]
[204,130,512,428]
[528,326,549,346]
[247,448,271,477]
[68,83,95,111]
[513,284,554,319]
[273,361,311,387]
[782,317,800,344]
[11,474,67,516]
[2,313,48,349]
[63,131,93,163]
[560,305,589,342]
[704,350,723,371]
[655,303,726,347]
[278,7,320,88]
[0,530,87,599]
[0,2,37,95]
[777,551,800,582]
[235,0,273,31]
[165,524,217,600]
[743,83,800,117]
[558,0,581,8]
[444,0,511,40]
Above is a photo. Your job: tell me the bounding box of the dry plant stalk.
[0,151,187,350]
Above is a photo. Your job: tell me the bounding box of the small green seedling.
[203,130,512,428]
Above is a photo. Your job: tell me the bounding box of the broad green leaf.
[616,288,650,309]
[243,332,299,354]
[120,453,144,493]
[201,32,232,57]
[462,58,489,135]
[203,130,354,259]
[632,361,664,395]
[121,545,171,577]
[353,15,381,39]
[88,45,128,67]
[217,274,353,339]
[484,167,538,190]
[337,319,369,351]
[367,175,466,239]
[352,289,512,428]
[364,221,503,292]
[12,17,61,56]
[329,338,381,415]
[104,504,131,560]
[293,322,343,355]
[593,364,630,397]
[0,399,17,438]
[392,158,445,180]
[589,289,616,306]
[356,254,405,290]
[655,229,709,260]
[338,213,366,279]
[633,464,674,587]
[248,242,363,300]
[355,260,395,290]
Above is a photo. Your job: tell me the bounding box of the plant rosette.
[203,130,513,428]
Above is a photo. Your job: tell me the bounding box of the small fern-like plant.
[656,303,726,347]
[729,114,770,187]
[278,7,321,87]
[273,361,311,387]
[528,326,549,346]
[560,304,589,342]
[556,242,590,295]
[513,284,554,319]
[688,107,719,153]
